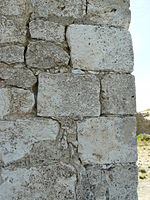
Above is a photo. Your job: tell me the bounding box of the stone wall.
[0,0,138,199]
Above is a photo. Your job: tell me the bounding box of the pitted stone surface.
[77,117,137,164]
[101,73,136,115]
[37,73,100,117]
[26,41,69,69]
[0,88,34,119]
[0,45,24,64]
[0,118,59,165]
[30,19,65,44]
[87,0,131,29]
[0,163,76,200]
[31,0,86,18]
[0,17,26,44]
[0,63,37,89]
[67,24,133,72]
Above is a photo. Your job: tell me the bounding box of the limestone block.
[0,88,34,119]
[29,19,65,44]
[66,24,133,72]
[101,73,136,115]
[26,41,69,69]
[0,45,24,64]
[0,16,26,44]
[0,63,37,89]
[77,117,137,164]
[87,0,131,29]
[0,118,59,164]
[31,0,86,18]
[37,73,100,117]
[0,163,76,199]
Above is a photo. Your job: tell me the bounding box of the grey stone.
[77,116,137,164]
[26,41,69,69]
[67,24,133,72]
[37,73,100,117]
[87,0,131,29]
[0,16,26,44]
[29,19,65,44]
[0,45,24,64]
[31,0,86,18]
[0,88,34,119]
[0,163,76,199]
[101,73,136,115]
[0,118,59,165]
[0,63,37,89]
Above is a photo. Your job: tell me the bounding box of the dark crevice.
[32,77,38,116]
[86,0,88,15]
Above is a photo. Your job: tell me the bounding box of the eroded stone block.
[0,63,37,89]
[26,41,69,69]
[29,19,65,44]
[77,117,137,164]
[67,24,133,72]
[0,118,59,164]
[0,163,76,199]
[0,45,24,64]
[31,0,86,18]
[87,0,131,29]
[101,73,136,115]
[0,88,34,119]
[37,73,100,117]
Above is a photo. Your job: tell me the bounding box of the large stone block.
[0,45,24,64]
[0,63,37,89]
[66,24,133,72]
[77,117,137,164]
[37,73,100,117]
[0,88,34,119]
[31,0,86,18]
[29,19,65,44]
[26,41,69,69]
[87,0,131,29]
[0,118,59,165]
[0,17,26,44]
[101,73,136,115]
[0,163,76,199]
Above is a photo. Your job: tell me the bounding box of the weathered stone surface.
[101,73,136,115]
[0,163,76,199]
[0,16,26,44]
[0,118,59,165]
[31,0,86,18]
[76,163,138,200]
[26,41,69,69]
[0,63,37,89]
[77,117,137,164]
[37,73,100,117]
[30,19,65,44]
[87,0,131,29]
[0,45,24,64]
[0,88,34,119]
[67,24,133,72]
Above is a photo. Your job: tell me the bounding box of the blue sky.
[129,0,150,112]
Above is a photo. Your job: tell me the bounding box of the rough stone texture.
[29,19,65,44]
[26,41,69,69]
[77,117,137,164]
[87,0,131,29]
[37,73,100,117]
[0,88,34,119]
[0,63,37,89]
[67,24,133,72]
[101,73,136,115]
[31,0,86,18]
[0,16,26,44]
[0,163,76,200]
[0,118,59,165]
[0,45,24,64]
